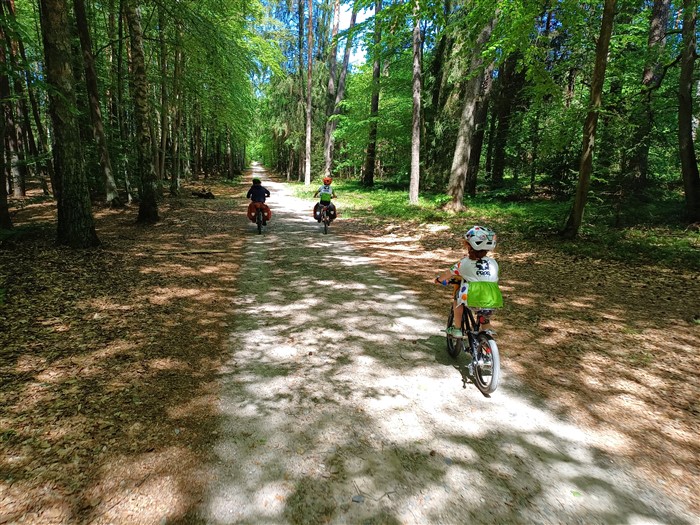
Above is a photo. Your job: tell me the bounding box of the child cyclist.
[246,177,272,224]
[313,177,337,222]
[436,225,503,336]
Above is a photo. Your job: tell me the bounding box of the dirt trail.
[198,164,697,524]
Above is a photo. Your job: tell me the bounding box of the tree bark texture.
[563,0,616,238]
[491,54,524,187]
[125,0,159,223]
[624,0,670,186]
[362,0,382,187]
[0,21,12,229]
[678,0,700,221]
[304,0,313,185]
[409,0,422,204]
[446,16,496,211]
[466,63,494,197]
[74,0,121,206]
[39,0,99,247]
[323,3,357,178]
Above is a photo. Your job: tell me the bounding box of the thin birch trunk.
[409,0,421,204]
[304,0,313,185]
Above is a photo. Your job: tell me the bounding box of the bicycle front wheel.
[445,307,463,358]
[473,333,500,395]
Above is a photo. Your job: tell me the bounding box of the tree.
[323,1,357,179]
[125,0,159,223]
[678,0,700,221]
[562,0,616,238]
[362,0,382,187]
[0,18,11,229]
[623,0,671,187]
[445,14,496,212]
[73,0,121,207]
[409,0,421,204]
[39,0,99,247]
[304,0,313,185]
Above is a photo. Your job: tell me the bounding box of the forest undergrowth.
[0,175,698,524]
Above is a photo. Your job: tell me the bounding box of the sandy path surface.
[195,164,697,525]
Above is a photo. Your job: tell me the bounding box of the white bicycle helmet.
[464,225,497,251]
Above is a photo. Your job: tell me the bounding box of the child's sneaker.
[445,326,464,338]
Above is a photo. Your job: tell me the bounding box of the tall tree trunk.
[125,0,159,223]
[426,0,450,145]
[466,63,494,197]
[0,24,22,200]
[362,0,382,187]
[445,16,496,211]
[624,0,670,187]
[116,1,133,203]
[304,0,313,185]
[409,0,422,204]
[74,0,121,206]
[491,54,525,187]
[297,0,305,181]
[323,2,357,178]
[3,0,54,194]
[326,0,340,118]
[170,21,183,195]
[158,7,168,183]
[0,21,12,229]
[19,41,54,193]
[678,0,700,221]
[1,0,46,194]
[322,0,341,178]
[563,0,616,238]
[39,0,99,247]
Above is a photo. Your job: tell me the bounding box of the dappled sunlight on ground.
[342,216,700,518]
[2,173,698,523]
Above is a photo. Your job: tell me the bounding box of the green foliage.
[294,180,700,271]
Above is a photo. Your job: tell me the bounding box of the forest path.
[199,164,696,525]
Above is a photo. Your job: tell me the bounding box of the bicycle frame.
[320,204,331,234]
[443,278,500,395]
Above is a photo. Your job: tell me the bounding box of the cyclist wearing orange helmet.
[313,176,337,222]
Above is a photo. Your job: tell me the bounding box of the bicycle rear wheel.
[256,210,263,234]
[445,308,463,358]
[473,333,500,395]
[321,208,329,234]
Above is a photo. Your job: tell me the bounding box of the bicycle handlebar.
[435,276,462,286]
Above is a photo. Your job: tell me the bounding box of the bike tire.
[323,219,328,234]
[473,333,500,395]
[445,308,462,358]
[256,210,263,234]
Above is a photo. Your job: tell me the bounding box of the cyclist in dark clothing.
[246,177,272,224]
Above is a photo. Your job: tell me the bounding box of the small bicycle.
[438,278,501,395]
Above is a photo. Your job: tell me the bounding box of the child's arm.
[313,190,319,197]
[435,269,457,284]
[332,191,337,198]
